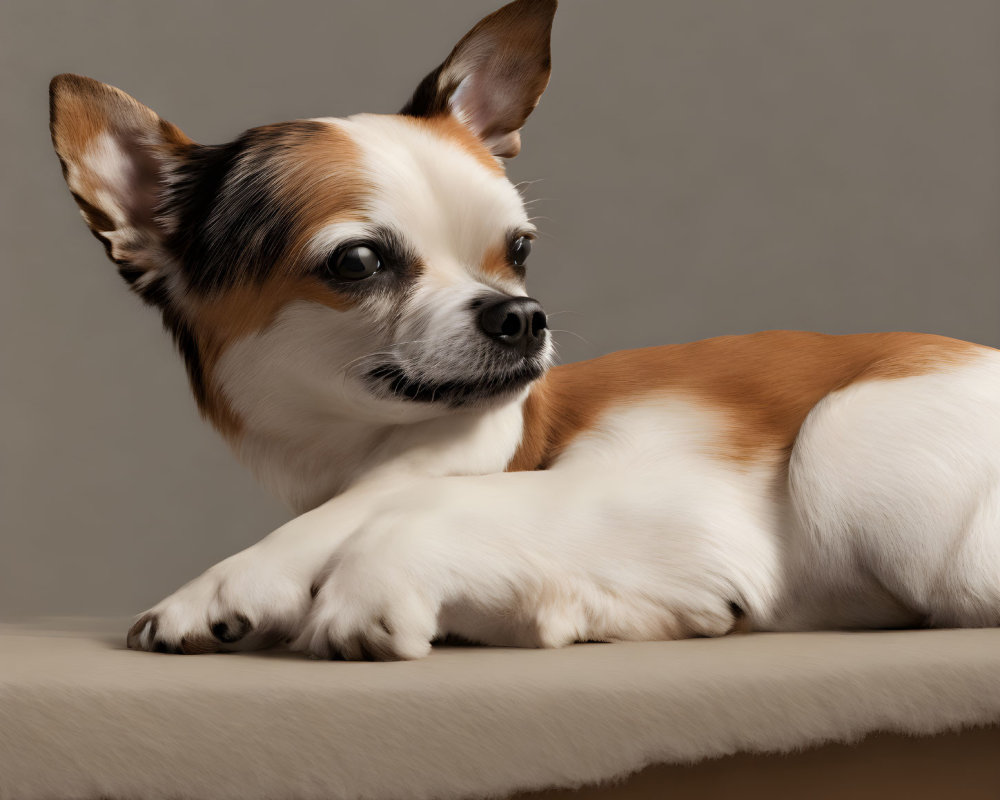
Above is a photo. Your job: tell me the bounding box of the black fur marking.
[153,301,208,407]
[171,318,207,407]
[136,274,170,308]
[165,120,331,294]
[117,266,144,286]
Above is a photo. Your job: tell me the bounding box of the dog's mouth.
[365,357,547,406]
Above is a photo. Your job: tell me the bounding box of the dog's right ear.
[49,74,194,287]
[400,0,556,158]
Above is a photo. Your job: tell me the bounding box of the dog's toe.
[126,557,312,655]
[126,614,158,650]
[127,613,217,654]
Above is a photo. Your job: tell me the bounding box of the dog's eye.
[329,245,382,280]
[510,236,532,267]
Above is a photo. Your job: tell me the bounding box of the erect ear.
[49,73,194,286]
[400,0,556,158]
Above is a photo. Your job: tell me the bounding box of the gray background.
[2,0,998,619]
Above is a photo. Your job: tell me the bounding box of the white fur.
[772,356,1000,630]
[79,132,134,228]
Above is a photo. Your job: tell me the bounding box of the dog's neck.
[230,392,532,513]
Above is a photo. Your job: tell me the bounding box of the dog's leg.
[125,485,385,654]
[294,465,777,660]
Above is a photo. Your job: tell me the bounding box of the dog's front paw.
[126,554,311,654]
[292,535,440,661]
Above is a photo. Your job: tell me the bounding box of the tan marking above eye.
[479,239,526,282]
[508,331,989,472]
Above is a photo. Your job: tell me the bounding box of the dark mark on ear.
[70,190,116,233]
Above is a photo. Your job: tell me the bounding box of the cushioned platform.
[1,619,998,800]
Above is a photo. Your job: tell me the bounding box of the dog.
[49,0,1000,659]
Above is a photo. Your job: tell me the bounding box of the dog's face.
[49,0,556,441]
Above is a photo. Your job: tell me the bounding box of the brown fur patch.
[263,121,369,262]
[508,331,988,471]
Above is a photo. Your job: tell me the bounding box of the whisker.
[514,178,545,193]
[548,328,591,346]
[340,338,436,382]
[543,310,582,318]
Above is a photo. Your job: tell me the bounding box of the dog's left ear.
[49,74,195,280]
[400,0,556,158]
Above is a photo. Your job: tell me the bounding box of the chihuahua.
[50,0,1000,659]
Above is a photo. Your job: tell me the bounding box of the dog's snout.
[479,297,548,356]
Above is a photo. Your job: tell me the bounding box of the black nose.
[479,297,548,356]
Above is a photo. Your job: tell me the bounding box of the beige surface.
[2,620,999,800]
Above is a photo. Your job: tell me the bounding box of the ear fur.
[400,0,556,158]
[49,74,194,285]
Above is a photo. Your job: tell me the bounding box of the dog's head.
[49,0,556,443]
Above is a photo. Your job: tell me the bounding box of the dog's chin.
[366,357,548,408]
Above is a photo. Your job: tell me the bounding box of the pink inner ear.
[449,75,523,158]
